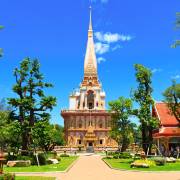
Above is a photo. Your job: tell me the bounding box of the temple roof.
[84,7,97,77]
[153,102,179,127]
[153,127,180,138]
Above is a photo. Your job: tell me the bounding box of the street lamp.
[0,151,6,174]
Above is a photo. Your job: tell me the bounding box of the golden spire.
[84,6,97,77]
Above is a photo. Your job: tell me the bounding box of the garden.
[103,152,180,171]
[3,153,78,173]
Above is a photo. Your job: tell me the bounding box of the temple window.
[100,139,103,145]
[78,140,82,145]
[96,102,98,107]
[87,90,94,109]
[78,101,80,109]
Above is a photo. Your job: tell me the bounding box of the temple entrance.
[86,141,94,153]
[88,142,93,147]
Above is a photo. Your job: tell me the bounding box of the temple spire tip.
[89,6,93,31]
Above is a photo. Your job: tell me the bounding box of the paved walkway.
[17,155,180,180]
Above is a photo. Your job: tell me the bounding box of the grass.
[4,156,78,172]
[103,158,180,171]
[16,177,55,180]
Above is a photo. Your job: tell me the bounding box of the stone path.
[17,155,180,180]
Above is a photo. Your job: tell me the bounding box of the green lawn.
[4,156,78,172]
[16,176,55,180]
[103,158,180,171]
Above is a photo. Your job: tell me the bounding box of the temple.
[61,8,117,152]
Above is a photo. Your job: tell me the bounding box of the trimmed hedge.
[60,154,69,157]
[31,153,47,165]
[112,152,132,159]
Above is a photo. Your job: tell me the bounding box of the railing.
[61,109,110,113]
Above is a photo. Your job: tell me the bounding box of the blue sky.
[0,0,180,125]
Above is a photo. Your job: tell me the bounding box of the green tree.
[109,97,135,152]
[32,122,64,151]
[172,12,180,48]
[51,124,65,147]
[8,58,56,154]
[132,64,158,153]
[0,99,21,153]
[163,81,180,123]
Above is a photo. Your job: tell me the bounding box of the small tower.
[61,7,118,151]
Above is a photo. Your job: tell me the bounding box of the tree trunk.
[142,123,148,154]
[21,130,29,156]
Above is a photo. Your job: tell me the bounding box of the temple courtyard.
[16,154,180,180]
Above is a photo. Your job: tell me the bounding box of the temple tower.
[61,7,117,151]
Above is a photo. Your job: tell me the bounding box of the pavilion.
[152,102,180,156]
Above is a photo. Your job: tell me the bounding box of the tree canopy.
[163,81,180,123]
[8,58,57,154]
[132,64,158,153]
[109,97,136,152]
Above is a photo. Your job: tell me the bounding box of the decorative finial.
[89,5,93,31]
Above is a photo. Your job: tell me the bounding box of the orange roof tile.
[154,102,179,127]
[153,127,180,138]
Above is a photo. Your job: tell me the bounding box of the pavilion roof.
[153,127,180,138]
[153,102,179,127]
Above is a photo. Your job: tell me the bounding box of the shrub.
[60,154,69,157]
[31,153,47,165]
[153,157,166,166]
[6,154,17,161]
[112,152,132,159]
[108,152,119,156]
[0,173,15,180]
[16,155,32,161]
[113,154,119,159]
[119,152,132,159]
[133,154,141,160]
[105,156,112,159]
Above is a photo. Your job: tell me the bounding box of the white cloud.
[152,68,162,73]
[95,42,110,54]
[97,57,106,64]
[171,75,180,79]
[95,32,133,43]
[112,45,122,51]
[94,31,133,64]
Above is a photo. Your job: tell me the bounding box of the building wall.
[62,111,118,148]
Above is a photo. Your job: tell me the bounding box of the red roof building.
[152,102,180,156]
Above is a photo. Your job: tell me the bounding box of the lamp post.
[0,151,6,174]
